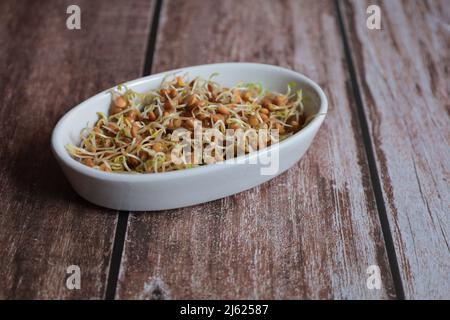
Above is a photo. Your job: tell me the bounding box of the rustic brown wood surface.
[115,0,396,299]
[0,0,154,299]
[0,0,447,300]
[341,0,450,299]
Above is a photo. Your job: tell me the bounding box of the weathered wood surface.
[0,0,154,299]
[341,0,450,299]
[1,0,446,300]
[116,0,396,299]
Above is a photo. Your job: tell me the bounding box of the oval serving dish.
[51,63,327,211]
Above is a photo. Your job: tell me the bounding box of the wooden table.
[0,0,448,300]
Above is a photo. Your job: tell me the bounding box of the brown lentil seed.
[261,98,271,108]
[260,107,270,115]
[185,95,197,108]
[183,118,195,130]
[249,116,259,127]
[212,114,224,123]
[217,105,230,115]
[173,118,182,128]
[260,113,269,122]
[110,105,122,115]
[164,99,174,111]
[152,142,163,152]
[148,111,157,121]
[241,91,251,102]
[128,157,139,168]
[169,88,177,98]
[126,110,139,121]
[99,163,112,172]
[104,139,113,147]
[139,150,149,161]
[115,96,127,108]
[83,158,95,167]
[272,95,288,106]
[230,123,241,130]
[131,123,140,138]
[176,76,185,87]
[275,122,286,134]
[160,88,170,97]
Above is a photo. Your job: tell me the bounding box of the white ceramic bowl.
[51,63,327,211]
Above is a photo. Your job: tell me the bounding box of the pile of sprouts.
[66,74,309,173]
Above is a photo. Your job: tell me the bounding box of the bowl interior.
[53,63,325,163]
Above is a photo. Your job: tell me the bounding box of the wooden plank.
[341,0,450,299]
[116,0,396,299]
[0,0,154,299]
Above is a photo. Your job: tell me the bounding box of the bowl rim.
[51,62,328,182]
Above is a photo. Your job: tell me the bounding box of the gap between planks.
[104,0,164,300]
[335,0,405,300]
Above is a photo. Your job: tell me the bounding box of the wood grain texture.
[116,0,396,299]
[0,0,154,299]
[341,0,450,299]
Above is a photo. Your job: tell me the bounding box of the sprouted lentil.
[66,74,309,173]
